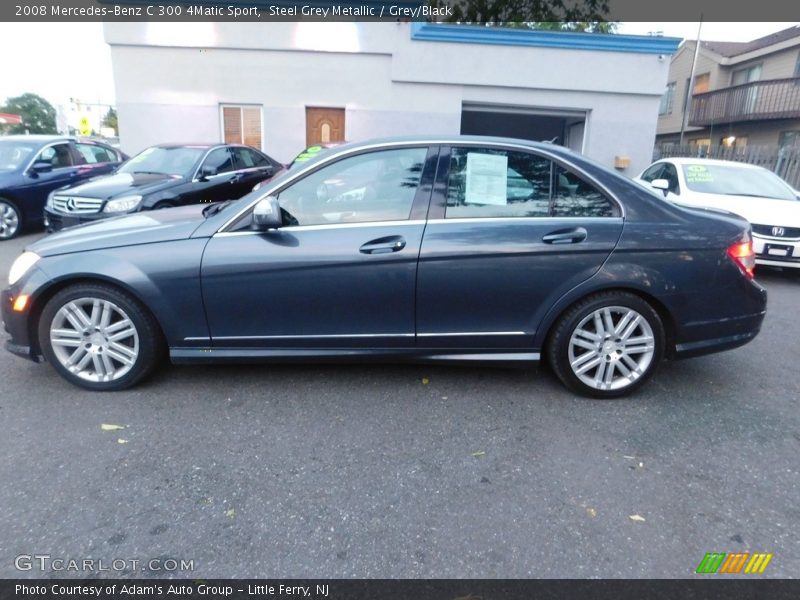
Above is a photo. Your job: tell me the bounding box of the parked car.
[3,136,766,398]
[43,143,283,232]
[252,142,345,192]
[0,135,126,240]
[636,158,800,270]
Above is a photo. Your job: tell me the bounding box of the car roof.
[152,143,217,150]
[660,157,764,170]
[0,134,73,144]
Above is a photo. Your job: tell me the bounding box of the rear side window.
[445,147,619,219]
[232,147,271,169]
[75,143,117,165]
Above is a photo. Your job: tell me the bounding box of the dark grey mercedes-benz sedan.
[2,136,767,398]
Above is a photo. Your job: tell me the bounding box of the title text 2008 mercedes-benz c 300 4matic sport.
[2,137,767,398]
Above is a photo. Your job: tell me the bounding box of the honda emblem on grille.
[66,197,77,212]
[771,226,785,237]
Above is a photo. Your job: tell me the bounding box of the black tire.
[38,283,164,391]
[546,291,665,399]
[0,197,22,240]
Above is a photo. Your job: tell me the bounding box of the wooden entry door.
[306,107,345,146]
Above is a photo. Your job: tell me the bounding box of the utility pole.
[679,17,703,145]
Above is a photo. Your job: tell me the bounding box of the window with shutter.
[221,105,262,149]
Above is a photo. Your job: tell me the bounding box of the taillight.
[727,239,755,279]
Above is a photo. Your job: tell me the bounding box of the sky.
[0,21,798,111]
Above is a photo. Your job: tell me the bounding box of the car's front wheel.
[547,292,665,398]
[38,283,163,390]
[0,198,22,240]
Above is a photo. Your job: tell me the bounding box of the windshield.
[681,163,797,200]
[118,146,206,177]
[0,140,38,172]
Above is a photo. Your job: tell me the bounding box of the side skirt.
[170,347,541,366]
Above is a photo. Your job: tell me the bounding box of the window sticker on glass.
[685,164,713,183]
[465,153,508,206]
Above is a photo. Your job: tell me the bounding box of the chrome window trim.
[417,331,527,337]
[215,219,427,237]
[213,333,416,340]
[426,216,624,226]
[192,146,274,182]
[216,139,626,234]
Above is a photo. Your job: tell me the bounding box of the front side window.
[38,143,73,168]
[640,163,665,182]
[445,147,618,219]
[202,148,235,175]
[276,147,427,226]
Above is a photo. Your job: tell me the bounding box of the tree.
[101,107,118,134]
[433,0,616,31]
[0,93,57,134]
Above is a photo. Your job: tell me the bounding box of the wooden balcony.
[689,78,800,127]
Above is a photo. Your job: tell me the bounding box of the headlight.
[9,252,40,286]
[103,195,142,213]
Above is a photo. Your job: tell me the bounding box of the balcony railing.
[689,77,800,127]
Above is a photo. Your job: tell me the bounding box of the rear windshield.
[681,163,796,201]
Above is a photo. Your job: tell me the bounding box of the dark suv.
[0,135,125,240]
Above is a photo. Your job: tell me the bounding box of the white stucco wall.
[105,22,672,175]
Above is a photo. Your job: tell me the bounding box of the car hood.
[54,172,184,199]
[30,204,208,257]
[676,193,800,227]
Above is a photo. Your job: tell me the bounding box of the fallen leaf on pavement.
[117,439,129,444]
[101,424,125,431]
[586,507,597,518]
[422,377,430,385]
[471,451,485,458]
[225,508,235,518]
[629,514,646,522]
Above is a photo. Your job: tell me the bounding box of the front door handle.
[542,227,588,245]
[230,173,244,183]
[359,235,406,254]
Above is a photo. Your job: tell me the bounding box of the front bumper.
[753,234,800,269]
[2,268,52,363]
[43,207,111,233]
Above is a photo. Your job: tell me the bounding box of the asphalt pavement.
[0,232,798,578]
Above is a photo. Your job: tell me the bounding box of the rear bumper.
[673,310,766,359]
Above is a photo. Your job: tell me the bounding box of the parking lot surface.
[1,232,798,578]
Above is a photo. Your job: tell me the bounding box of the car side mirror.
[30,161,53,174]
[198,165,217,180]
[252,196,282,230]
[650,178,670,197]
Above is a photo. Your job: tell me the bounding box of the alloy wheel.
[0,201,20,239]
[49,297,140,383]
[567,305,656,392]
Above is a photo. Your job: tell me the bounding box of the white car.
[635,157,800,270]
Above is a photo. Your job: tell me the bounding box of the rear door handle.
[359,235,406,254]
[542,227,588,245]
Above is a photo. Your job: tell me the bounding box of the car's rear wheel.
[0,198,22,240]
[38,283,163,390]
[547,292,665,398]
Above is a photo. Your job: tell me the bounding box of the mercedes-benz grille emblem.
[65,197,77,212]
[771,226,785,237]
